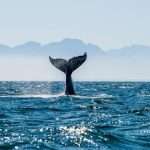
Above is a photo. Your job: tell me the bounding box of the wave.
[138,94,150,97]
[71,94,114,99]
[0,93,64,99]
[119,86,134,89]
[0,93,114,100]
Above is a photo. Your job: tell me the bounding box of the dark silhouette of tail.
[49,52,87,95]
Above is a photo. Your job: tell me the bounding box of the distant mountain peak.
[120,44,149,50]
[0,44,10,49]
[24,41,41,46]
[14,41,41,49]
[61,38,84,44]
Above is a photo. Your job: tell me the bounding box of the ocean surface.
[0,82,150,150]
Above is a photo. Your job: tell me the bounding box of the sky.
[0,0,150,49]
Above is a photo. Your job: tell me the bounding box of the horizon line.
[1,80,150,82]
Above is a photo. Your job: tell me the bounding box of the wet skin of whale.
[49,53,87,95]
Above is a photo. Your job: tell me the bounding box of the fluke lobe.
[49,52,87,95]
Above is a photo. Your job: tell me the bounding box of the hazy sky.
[0,0,150,49]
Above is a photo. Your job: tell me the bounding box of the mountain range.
[1,38,150,59]
[0,39,102,58]
[0,38,150,81]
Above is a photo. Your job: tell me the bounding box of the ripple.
[0,82,150,149]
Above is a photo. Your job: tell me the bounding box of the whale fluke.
[68,52,87,73]
[49,57,67,73]
[49,52,87,95]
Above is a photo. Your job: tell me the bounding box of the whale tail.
[49,52,87,95]
[49,52,87,74]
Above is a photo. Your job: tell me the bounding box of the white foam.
[0,93,64,98]
[0,93,113,100]
[119,86,134,89]
[138,94,150,97]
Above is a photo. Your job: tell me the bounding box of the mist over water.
[0,82,150,149]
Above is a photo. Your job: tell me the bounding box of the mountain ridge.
[0,38,149,59]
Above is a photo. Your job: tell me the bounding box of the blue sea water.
[0,82,150,150]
